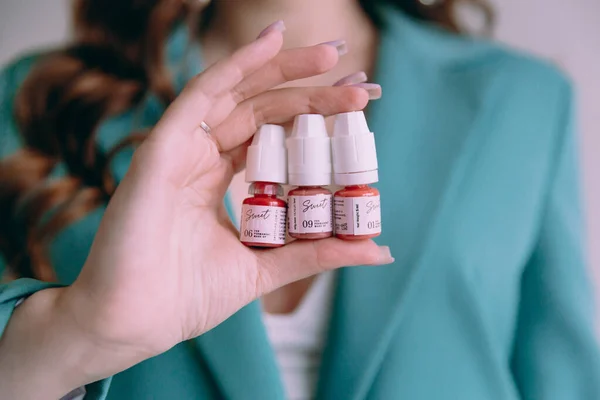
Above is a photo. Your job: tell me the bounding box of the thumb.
[254,239,394,294]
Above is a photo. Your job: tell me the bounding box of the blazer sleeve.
[511,82,600,399]
[0,60,113,400]
[0,279,113,399]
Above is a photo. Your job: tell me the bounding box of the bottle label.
[334,195,381,236]
[239,205,286,245]
[288,194,333,234]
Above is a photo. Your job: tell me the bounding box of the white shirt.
[262,272,336,400]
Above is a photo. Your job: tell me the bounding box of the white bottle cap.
[286,114,332,186]
[245,124,287,184]
[332,111,379,185]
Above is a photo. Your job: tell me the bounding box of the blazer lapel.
[192,301,285,399]
[317,10,503,399]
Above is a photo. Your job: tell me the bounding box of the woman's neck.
[202,0,379,74]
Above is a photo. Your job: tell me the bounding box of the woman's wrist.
[0,287,108,399]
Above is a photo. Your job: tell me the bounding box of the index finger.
[155,22,285,135]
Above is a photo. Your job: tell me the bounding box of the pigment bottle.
[239,124,287,248]
[286,114,333,239]
[331,111,381,240]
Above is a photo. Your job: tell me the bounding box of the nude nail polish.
[332,111,382,240]
[257,20,286,39]
[240,125,288,248]
[333,71,368,87]
[286,115,333,239]
[351,83,382,100]
[377,246,395,265]
[320,40,348,56]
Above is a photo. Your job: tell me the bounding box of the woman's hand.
[0,22,392,397]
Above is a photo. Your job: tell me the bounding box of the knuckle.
[278,63,293,83]
[250,103,264,130]
[230,84,248,104]
[226,60,246,87]
[183,76,212,104]
[304,92,320,114]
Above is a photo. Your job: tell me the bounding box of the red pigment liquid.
[287,186,333,240]
[334,184,381,240]
[240,182,287,248]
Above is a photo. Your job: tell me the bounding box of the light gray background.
[1,0,599,299]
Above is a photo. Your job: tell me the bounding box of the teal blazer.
[1,8,600,400]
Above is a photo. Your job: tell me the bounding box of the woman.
[1,0,599,399]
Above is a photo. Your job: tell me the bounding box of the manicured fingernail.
[351,83,382,100]
[333,71,368,87]
[257,20,286,39]
[320,40,348,56]
[377,246,395,265]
